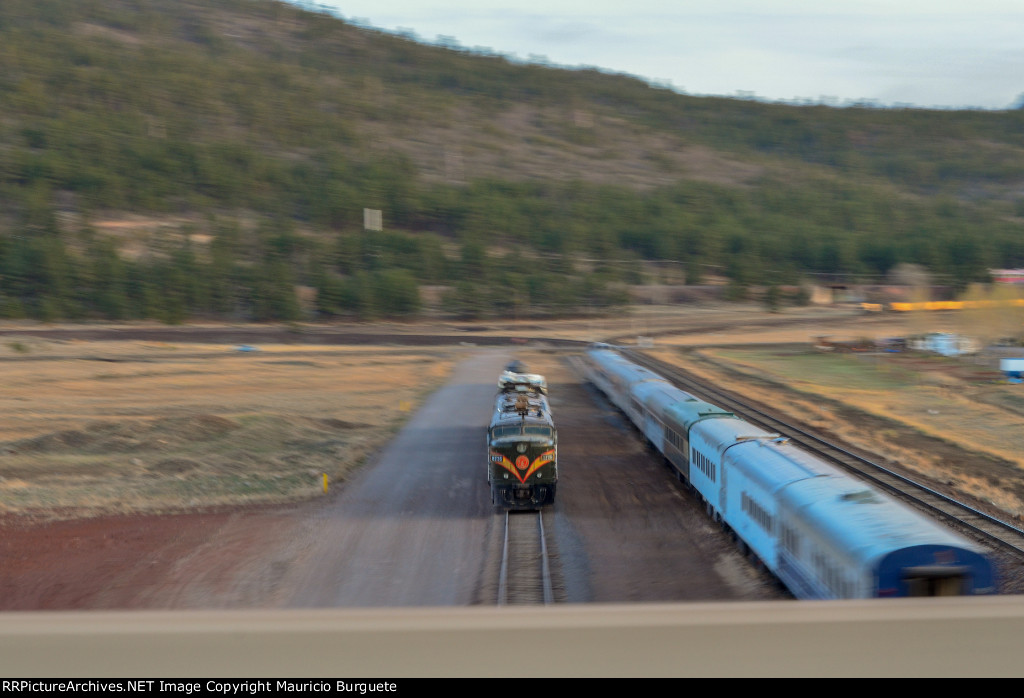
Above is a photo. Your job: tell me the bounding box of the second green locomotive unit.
[487,364,557,509]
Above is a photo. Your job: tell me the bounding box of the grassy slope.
[2,0,1024,305]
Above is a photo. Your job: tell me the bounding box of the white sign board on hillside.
[363,208,382,231]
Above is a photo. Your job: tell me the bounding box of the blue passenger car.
[721,436,825,572]
[630,380,695,451]
[580,346,998,599]
[660,399,737,484]
[585,348,664,415]
[775,472,995,598]
[687,418,775,523]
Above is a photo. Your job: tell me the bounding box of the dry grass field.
[0,337,456,520]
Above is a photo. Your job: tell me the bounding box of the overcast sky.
[291,0,1024,110]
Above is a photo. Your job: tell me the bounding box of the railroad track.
[621,349,1024,560]
[498,510,555,605]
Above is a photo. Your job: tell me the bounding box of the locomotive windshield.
[489,425,554,439]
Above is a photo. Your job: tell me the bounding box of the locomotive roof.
[494,389,548,409]
[498,370,548,394]
[492,407,550,423]
[490,389,553,429]
[489,406,555,431]
[491,397,548,413]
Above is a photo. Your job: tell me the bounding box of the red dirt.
[0,505,308,610]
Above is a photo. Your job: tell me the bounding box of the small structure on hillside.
[910,333,978,357]
[991,269,1024,285]
[1000,358,1024,383]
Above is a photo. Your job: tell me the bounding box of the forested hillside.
[2,0,1024,322]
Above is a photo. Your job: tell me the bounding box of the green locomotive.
[487,368,557,509]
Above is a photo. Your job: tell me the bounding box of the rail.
[498,510,555,605]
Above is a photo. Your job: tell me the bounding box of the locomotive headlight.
[517,443,528,453]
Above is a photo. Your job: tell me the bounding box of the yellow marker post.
[399,400,411,412]
[322,473,328,494]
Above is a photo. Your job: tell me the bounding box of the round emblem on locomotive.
[515,455,529,470]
